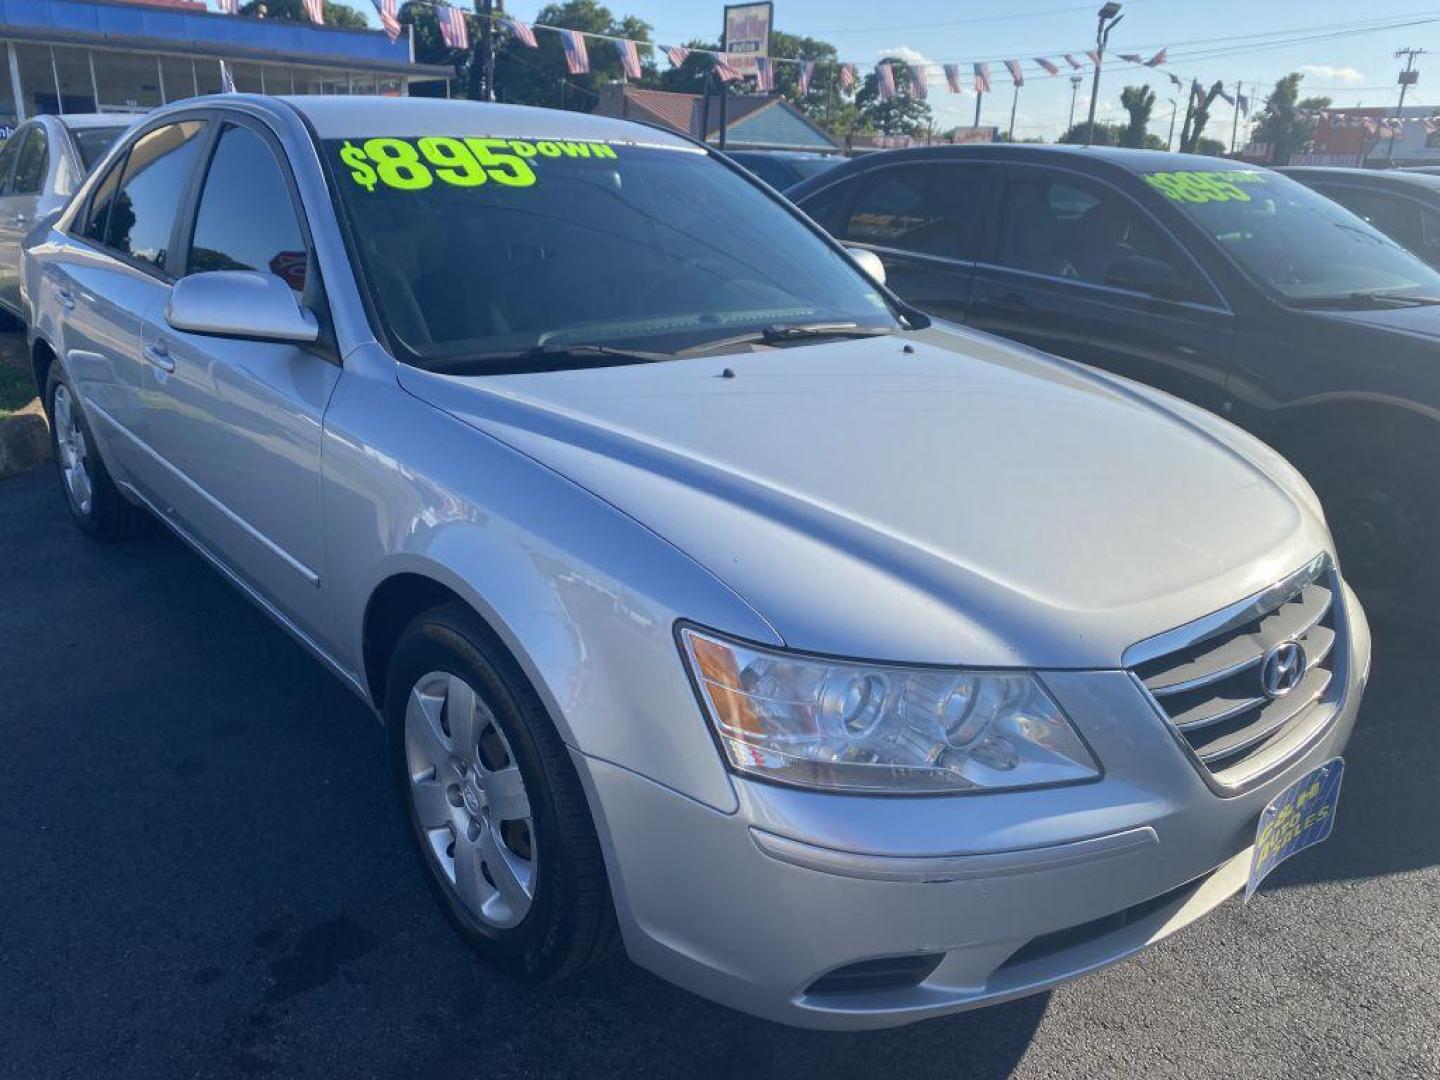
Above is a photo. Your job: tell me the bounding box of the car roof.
[278,95,697,149]
[827,142,1259,173]
[727,149,838,160]
[1278,165,1440,192]
[48,113,139,130]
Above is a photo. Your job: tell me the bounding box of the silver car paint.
[0,114,135,318]
[24,96,1367,1029]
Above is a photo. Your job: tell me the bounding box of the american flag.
[876,62,896,100]
[1216,86,1235,107]
[663,44,690,68]
[1085,49,1100,65]
[1063,54,1082,69]
[302,0,322,25]
[796,60,815,95]
[560,29,589,74]
[908,63,927,100]
[1146,47,1168,67]
[1117,53,1144,65]
[1424,117,1440,135]
[754,55,774,92]
[1238,93,1250,117]
[506,18,538,48]
[377,0,400,44]
[1003,59,1023,87]
[439,4,467,50]
[714,55,742,82]
[216,0,238,14]
[614,38,641,80]
[218,58,236,92]
[838,64,856,91]
[1167,72,1184,89]
[943,63,962,93]
[1035,57,1059,76]
[973,62,991,94]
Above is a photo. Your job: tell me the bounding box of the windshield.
[324,135,898,372]
[1143,167,1440,303]
[69,126,128,171]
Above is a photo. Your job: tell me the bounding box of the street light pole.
[1068,74,1083,135]
[1166,97,1177,151]
[1085,2,1123,147]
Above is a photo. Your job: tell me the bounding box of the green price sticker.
[338,136,618,193]
[1143,170,1265,204]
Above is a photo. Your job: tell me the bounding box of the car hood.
[398,327,1331,668]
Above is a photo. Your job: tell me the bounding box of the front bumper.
[576,584,1370,1030]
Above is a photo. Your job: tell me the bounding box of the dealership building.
[0,0,449,129]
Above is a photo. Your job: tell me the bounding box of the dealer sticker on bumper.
[1245,757,1344,902]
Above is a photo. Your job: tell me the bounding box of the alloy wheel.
[405,670,537,929]
[52,385,93,517]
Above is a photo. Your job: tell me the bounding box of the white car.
[0,113,135,324]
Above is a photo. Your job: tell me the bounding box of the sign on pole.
[722,2,772,77]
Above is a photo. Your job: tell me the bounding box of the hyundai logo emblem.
[1261,640,1306,698]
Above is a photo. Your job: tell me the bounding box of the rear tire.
[385,602,619,981]
[46,365,146,542]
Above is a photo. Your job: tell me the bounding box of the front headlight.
[679,626,1100,794]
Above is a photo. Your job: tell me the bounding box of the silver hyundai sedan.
[22,95,1369,1030]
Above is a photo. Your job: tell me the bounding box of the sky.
[475,0,1440,143]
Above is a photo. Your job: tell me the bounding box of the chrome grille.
[1129,555,1345,790]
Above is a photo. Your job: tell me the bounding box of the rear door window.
[11,127,47,195]
[0,128,27,196]
[839,164,987,259]
[100,120,208,271]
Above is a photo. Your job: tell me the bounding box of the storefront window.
[92,51,163,112]
[53,47,96,112]
[159,55,198,103]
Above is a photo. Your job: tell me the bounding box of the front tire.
[46,365,145,541]
[385,603,618,981]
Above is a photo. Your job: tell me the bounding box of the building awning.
[0,0,450,76]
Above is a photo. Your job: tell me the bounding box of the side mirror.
[847,246,886,287]
[1105,254,1187,301]
[166,270,319,344]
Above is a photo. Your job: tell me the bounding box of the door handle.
[10,213,27,226]
[55,287,74,310]
[144,340,174,373]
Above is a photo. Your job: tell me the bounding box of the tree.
[1179,79,1225,153]
[854,58,932,137]
[1119,84,1155,148]
[490,1,654,110]
[1195,136,1227,156]
[1250,73,1331,164]
[241,0,367,29]
[1060,120,1123,145]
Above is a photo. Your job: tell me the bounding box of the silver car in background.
[0,113,134,324]
[22,95,1369,1030]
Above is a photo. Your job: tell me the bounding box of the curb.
[0,396,50,478]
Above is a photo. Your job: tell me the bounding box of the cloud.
[1298,64,1364,84]
[876,45,939,68]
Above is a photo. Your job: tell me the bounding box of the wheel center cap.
[461,778,484,817]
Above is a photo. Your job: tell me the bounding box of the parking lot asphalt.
[2,462,1438,1080]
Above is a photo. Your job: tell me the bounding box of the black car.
[789,144,1440,606]
[1279,166,1440,270]
[724,149,843,191]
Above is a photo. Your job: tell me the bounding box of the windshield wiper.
[1289,290,1440,309]
[431,342,674,374]
[677,322,894,356]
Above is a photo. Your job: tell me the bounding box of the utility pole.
[1008,81,1021,141]
[1085,2,1123,146]
[974,88,983,128]
[1229,80,1242,154]
[469,0,496,101]
[1166,97,1177,150]
[1068,74,1083,135]
[1387,47,1425,163]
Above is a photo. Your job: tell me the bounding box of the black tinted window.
[0,129,26,195]
[105,121,207,269]
[188,125,308,292]
[70,126,127,171]
[996,170,1200,294]
[12,128,47,195]
[840,165,984,258]
[82,155,124,243]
